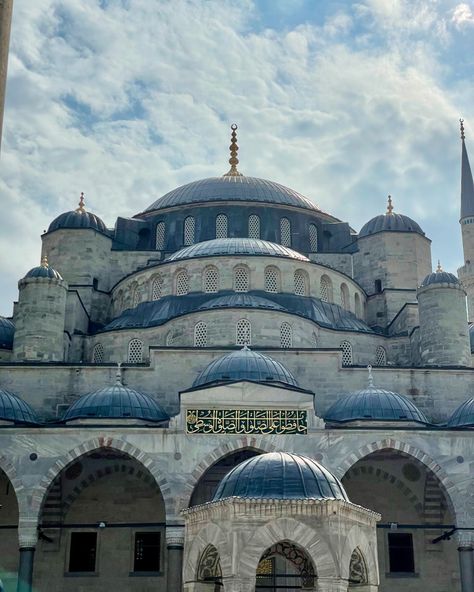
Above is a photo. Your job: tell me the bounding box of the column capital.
[166,525,185,548]
[18,520,38,549]
[455,529,474,549]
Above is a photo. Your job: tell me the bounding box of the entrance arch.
[0,466,19,591]
[256,541,316,591]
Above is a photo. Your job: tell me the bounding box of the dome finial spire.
[115,362,123,385]
[367,364,374,388]
[461,118,465,141]
[76,192,86,213]
[40,254,49,268]
[223,124,243,177]
[386,195,394,215]
[436,259,443,272]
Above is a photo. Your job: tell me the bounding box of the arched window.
[215,214,228,239]
[375,346,387,366]
[176,270,189,296]
[280,217,291,246]
[92,343,104,363]
[340,283,350,310]
[128,339,143,363]
[280,322,292,348]
[234,266,249,292]
[309,223,318,252]
[183,216,195,246]
[320,275,332,302]
[115,290,123,314]
[248,214,260,238]
[236,319,251,345]
[194,322,207,347]
[155,221,165,250]
[264,266,280,293]
[132,286,140,307]
[340,340,353,366]
[151,275,163,301]
[294,270,307,296]
[203,266,219,293]
[354,293,361,318]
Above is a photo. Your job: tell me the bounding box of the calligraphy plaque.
[186,409,307,435]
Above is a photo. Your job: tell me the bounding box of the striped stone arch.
[0,455,25,508]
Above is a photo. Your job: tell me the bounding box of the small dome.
[166,238,309,262]
[359,198,424,238]
[192,347,299,389]
[24,256,62,280]
[447,398,474,428]
[213,452,349,501]
[0,317,14,349]
[420,266,459,288]
[0,389,38,425]
[48,194,107,234]
[63,382,169,423]
[199,294,286,312]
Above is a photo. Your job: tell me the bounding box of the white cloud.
[452,2,474,27]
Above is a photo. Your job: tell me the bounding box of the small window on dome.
[128,339,144,363]
[183,216,195,246]
[280,322,292,348]
[132,286,140,307]
[203,266,219,293]
[92,343,104,363]
[236,319,251,346]
[151,275,163,301]
[340,340,353,366]
[194,322,208,347]
[320,275,332,303]
[248,214,260,239]
[264,266,280,293]
[234,266,249,292]
[280,217,291,246]
[354,293,362,318]
[340,283,350,310]
[176,270,189,296]
[294,270,307,296]
[155,222,165,250]
[215,214,228,239]
[309,223,318,252]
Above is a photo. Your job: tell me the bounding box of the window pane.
[134,532,161,572]
[69,532,97,572]
[388,533,415,573]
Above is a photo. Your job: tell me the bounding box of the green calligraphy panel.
[186,409,307,435]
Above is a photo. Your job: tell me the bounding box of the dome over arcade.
[0,389,39,425]
[213,452,349,501]
[24,255,63,280]
[166,238,310,262]
[359,196,424,238]
[325,368,429,425]
[48,193,107,234]
[447,397,474,428]
[420,262,459,288]
[198,293,286,312]
[0,317,14,349]
[192,346,299,389]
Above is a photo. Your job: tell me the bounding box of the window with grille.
[388,533,415,573]
[155,222,165,250]
[294,270,307,296]
[375,346,387,366]
[194,322,208,347]
[309,223,318,251]
[264,267,279,293]
[234,266,249,292]
[354,293,361,318]
[69,532,97,573]
[204,267,219,293]
[340,341,353,366]
[215,214,228,239]
[134,532,160,572]
[340,283,349,310]
[176,271,189,296]
[132,287,140,307]
[151,276,163,301]
[183,216,195,246]
[280,322,292,348]
[128,339,143,363]
[115,291,123,314]
[320,276,331,302]
[248,214,260,238]
[236,319,251,345]
[92,343,104,363]
[280,217,291,246]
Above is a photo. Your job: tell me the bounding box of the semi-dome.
[359,196,424,238]
[48,194,107,234]
[0,389,38,425]
[63,378,169,423]
[198,294,286,312]
[166,238,309,262]
[447,398,474,428]
[0,317,14,349]
[192,347,299,389]
[24,256,62,280]
[213,452,349,501]
[421,264,459,288]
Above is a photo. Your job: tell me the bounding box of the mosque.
[1,120,474,592]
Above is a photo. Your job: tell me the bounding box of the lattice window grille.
[183,216,195,246]
[248,215,260,238]
[128,339,143,363]
[264,267,279,293]
[234,267,249,292]
[204,267,219,293]
[176,271,189,296]
[155,222,165,250]
[215,214,228,239]
[92,343,104,363]
[280,323,292,348]
[236,319,251,346]
[309,223,318,252]
[132,287,140,307]
[340,341,353,366]
[152,276,163,301]
[320,277,330,302]
[294,271,306,296]
[340,285,348,310]
[280,217,291,246]
[375,346,387,366]
[194,322,208,347]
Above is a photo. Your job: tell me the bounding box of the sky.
[1,0,474,316]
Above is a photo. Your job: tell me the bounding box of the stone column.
[16,525,38,592]
[166,526,185,592]
[0,0,13,150]
[456,531,474,592]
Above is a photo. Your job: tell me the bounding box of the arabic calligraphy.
[186,409,307,435]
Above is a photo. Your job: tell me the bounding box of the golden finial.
[75,192,86,213]
[436,260,443,273]
[386,195,394,215]
[40,254,49,268]
[223,124,243,177]
[460,119,465,141]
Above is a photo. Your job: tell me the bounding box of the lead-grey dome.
[359,213,424,238]
[24,258,62,280]
[0,317,14,349]
[198,294,286,312]
[447,398,474,428]
[192,347,299,389]
[420,270,459,287]
[166,238,309,262]
[213,452,349,501]
[0,389,38,425]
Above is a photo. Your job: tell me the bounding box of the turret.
[12,256,68,362]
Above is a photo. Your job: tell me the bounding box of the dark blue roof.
[166,238,309,262]
[143,176,327,214]
[447,397,474,428]
[325,386,429,424]
[420,270,459,287]
[63,383,169,422]
[213,452,349,501]
[48,210,107,234]
[192,347,298,388]
[359,213,424,238]
[0,317,14,349]
[25,263,62,280]
[198,294,286,312]
[0,389,39,425]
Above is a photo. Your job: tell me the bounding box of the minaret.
[0,0,13,150]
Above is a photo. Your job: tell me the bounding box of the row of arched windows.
[339,342,387,367]
[193,320,293,348]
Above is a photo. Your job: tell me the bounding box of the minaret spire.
[223,124,243,177]
[460,119,474,220]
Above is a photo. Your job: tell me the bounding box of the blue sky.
[1,0,474,315]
